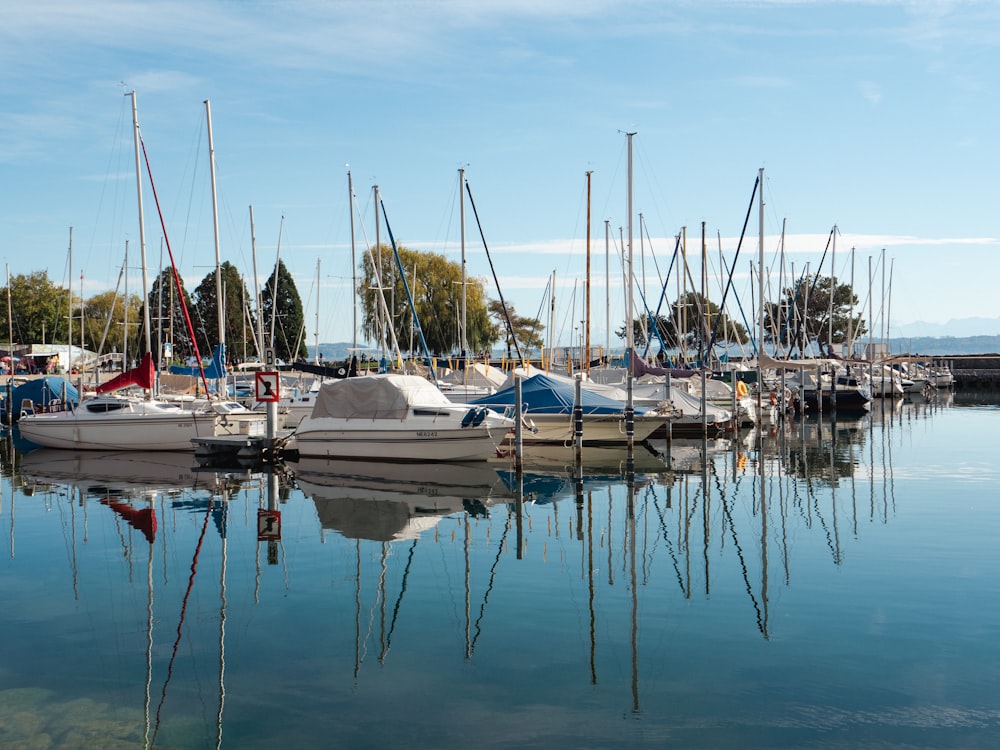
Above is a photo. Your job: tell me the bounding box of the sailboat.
[17,94,265,452]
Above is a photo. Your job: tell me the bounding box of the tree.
[192,261,255,364]
[261,260,307,362]
[618,292,748,355]
[358,244,498,357]
[142,267,196,365]
[82,290,143,358]
[0,271,68,346]
[764,274,866,355]
[488,300,543,359]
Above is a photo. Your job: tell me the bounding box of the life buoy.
[735,381,748,398]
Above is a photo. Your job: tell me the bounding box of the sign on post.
[255,371,280,402]
[257,509,281,541]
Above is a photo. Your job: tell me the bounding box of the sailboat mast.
[249,205,263,358]
[67,227,73,376]
[347,170,357,352]
[205,100,225,378]
[459,167,468,361]
[829,226,836,356]
[374,184,385,363]
[757,167,764,390]
[130,91,152,358]
[314,258,320,363]
[585,170,592,374]
[625,132,636,447]
[605,219,610,359]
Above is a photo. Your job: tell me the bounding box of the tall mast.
[314,258,320,363]
[829,225,836,356]
[625,132,636,447]
[374,184,384,362]
[5,264,13,367]
[585,170,592,374]
[250,205,264,359]
[757,167,765,371]
[130,91,152,358]
[205,100,224,377]
[605,219,610,358]
[348,170,357,352]
[67,227,73,375]
[459,167,468,362]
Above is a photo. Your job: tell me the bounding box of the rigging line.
[151,497,214,747]
[382,538,418,662]
[470,510,512,655]
[705,175,759,356]
[140,136,212,396]
[378,199,436,380]
[723,468,767,638]
[464,180,524,364]
[789,226,835,352]
[649,492,688,596]
[640,233,682,361]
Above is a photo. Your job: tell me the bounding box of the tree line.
[4,244,865,367]
[1,261,308,366]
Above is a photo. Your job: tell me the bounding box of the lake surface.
[1,390,998,749]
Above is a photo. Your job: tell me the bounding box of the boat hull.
[288,422,505,461]
[17,410,223,451]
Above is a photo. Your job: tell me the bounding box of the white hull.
[516,412,665,445]
[290,422,506,461]
[17,396,265,451]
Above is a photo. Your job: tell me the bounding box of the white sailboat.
[17,94,264,451]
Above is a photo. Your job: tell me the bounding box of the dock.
[193,433,289,467]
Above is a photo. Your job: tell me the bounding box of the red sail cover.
[96,353,156,394]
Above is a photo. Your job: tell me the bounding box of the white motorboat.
[285,374,514,462]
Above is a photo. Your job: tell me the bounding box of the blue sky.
[2,0,998,352]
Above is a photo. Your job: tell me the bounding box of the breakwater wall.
[949,356,1000,387]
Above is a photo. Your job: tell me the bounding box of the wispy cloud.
[859,80,882,104]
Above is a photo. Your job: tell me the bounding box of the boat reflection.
[292,457,511,541]
[19,449,229,495]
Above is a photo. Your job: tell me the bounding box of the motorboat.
[285,373,514,462]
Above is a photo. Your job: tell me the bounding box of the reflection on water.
[1,388,998,749]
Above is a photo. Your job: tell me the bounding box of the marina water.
[1,390,998,748]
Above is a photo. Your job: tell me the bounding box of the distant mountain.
[887,335,1000,356]
[893,317,1000,339]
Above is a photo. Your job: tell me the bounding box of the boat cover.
[308,374,452,420]
[470,373,647,415]
[10,376,80,415]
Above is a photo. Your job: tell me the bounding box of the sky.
[2,0,999,355]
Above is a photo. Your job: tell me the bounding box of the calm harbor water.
[1,390,998,749]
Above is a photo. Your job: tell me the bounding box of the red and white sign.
[255,371,280,402]
[257,509,282,541]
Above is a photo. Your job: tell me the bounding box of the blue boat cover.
[469,373,646,415]
[169,343,226,380]
[4,376,80,424]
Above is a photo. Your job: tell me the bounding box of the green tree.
[83,290,143,359]
[261,260,307,362]
[764,274,866,355]
[619,292,748,352]
[359,244,498,357]
[142,267,196,365]
[0,271,68,346]
[487,300,543,359]
[192,261,255,364]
